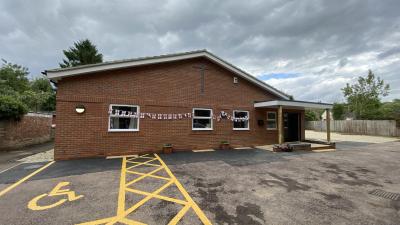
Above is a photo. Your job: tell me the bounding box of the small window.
[233,110,249,130]
[109,104,139,131]
[192,108,213,130]
[267,111,277,130]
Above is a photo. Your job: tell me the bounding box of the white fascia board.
[203,53,289,100]
[254,100,333,109]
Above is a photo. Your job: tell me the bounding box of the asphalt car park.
[0,141,399,225]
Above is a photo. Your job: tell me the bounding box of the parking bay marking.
[77,153,212,225]
[0,161,55,198]
[28,181,84,211]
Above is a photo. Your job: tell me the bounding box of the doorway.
[284,112,300,142]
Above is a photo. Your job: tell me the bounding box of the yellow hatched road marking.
[0,161,55,198]
[155,154,212,225]
[125,166,164,187]
[126,158,159,170]
[125,169,170,181]
[76,153,212,225]
[125,187,187,205]
[168,204,191,225]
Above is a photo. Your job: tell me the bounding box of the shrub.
[0,95,28,120]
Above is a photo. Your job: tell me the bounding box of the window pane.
[194,109,211,117]
[267,120,276,129]
[193,119,212,129]
[234,111,248,118]
[267,112,276,119]
[111,105,137,115]
[110,117,138,130]
[234,120,248,129]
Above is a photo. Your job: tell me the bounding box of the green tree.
[29,77,56,112]
[0,60,30,94]
[59,39,103,68]
[0,61,56,120]
[380,99,400,122]
[342,70,390,119]
[305,110,318,121]
[332,103,345,120]
[0,95,28,120]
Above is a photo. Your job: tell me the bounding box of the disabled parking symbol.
[28,181,83,211]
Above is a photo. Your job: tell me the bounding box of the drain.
[369,189,400,201]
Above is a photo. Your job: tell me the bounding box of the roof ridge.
[46,49,208,72]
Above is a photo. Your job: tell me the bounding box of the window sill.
[233,128,250,131]
[266,128,277,131]
[192,128,213,131]
[108,129,139,132]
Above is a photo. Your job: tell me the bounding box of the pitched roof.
[45,49,290,99]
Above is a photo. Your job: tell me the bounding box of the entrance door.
[284,112,300,142]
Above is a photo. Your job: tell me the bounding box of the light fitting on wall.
[75,105,85,114]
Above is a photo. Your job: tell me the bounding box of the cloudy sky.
[1,0,399,103]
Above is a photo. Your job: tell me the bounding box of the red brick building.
[45,50,332,160]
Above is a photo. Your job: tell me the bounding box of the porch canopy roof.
[254,100,333,110]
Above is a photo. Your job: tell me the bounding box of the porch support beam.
[278,105,284,144]
[326,109,331,143]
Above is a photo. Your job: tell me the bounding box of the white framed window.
[233,110,249,130]
[267,111,277,130]
[108,104,139,132]
[192,108,213,130]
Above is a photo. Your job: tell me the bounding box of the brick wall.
[0,113,53,150]
[55,57,304,160]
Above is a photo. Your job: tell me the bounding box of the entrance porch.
[254,100,333,146]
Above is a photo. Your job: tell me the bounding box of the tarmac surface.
[0,140,399,224]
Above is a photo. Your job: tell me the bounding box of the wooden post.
[326,109,331,143]
[278,106,283,144]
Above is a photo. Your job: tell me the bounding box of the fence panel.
[306,120,399,137]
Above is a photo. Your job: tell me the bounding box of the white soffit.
[254,100,333,109]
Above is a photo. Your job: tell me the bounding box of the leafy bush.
[332,103,345,120]
[0,95,28,120]
[305,110,318,121]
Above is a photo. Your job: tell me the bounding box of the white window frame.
[266,111,277,130]
[192,108,213,131]
[108,104,140,132]
[233,110,250,130]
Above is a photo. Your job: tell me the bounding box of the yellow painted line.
[155,154,212,225]
[168,204,191,225]
[119,217,147,225]
[125,166,164,187]
[107,154,138,159]
[125,170,171,180]
[312,149,336,152]
[106,180,175,224]
[126,161,161,167]
[117,157,127,217]
[125,187,187,205]
[192,149,215,152]
[0,161,55,198]
[126,158,159,170]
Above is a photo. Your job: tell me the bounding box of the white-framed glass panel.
[108,104,139,132]
[233,110,249,130]
[192,108,213,130]
[267,111,277,130]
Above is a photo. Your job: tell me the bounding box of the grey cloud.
[378,47,400,59]
[338,58,348,68]
[1,0,399,101]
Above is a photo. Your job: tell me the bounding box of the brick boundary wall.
[0,113,54,150]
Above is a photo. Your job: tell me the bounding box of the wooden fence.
[306,120,400,137]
